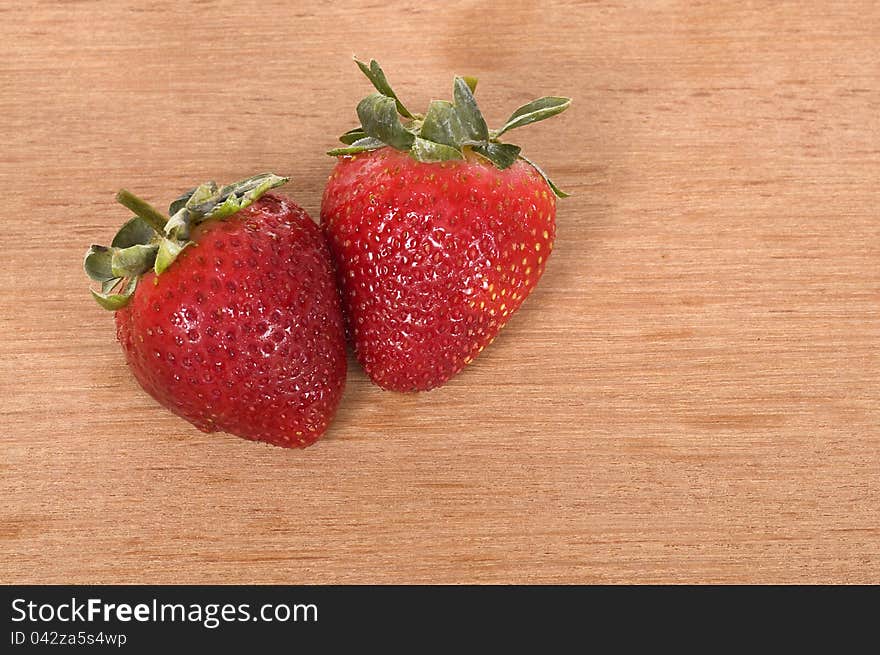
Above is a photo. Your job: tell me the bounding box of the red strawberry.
[84,174,346,448]
[321,60,570,391]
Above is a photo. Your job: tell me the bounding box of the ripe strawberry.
[84,174,346,448]
[321,59,570,391]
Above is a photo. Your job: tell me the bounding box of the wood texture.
[1,1,878,584]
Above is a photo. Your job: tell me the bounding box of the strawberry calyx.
[328,58,571,198]
[84,172,289,310]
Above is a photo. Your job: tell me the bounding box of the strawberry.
[84,174,346,448]
[321,60,570,391]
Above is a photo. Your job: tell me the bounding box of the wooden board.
[1,0,878,584]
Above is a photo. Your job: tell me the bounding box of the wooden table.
[2,1,877,584]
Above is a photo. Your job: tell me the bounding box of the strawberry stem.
[116,189,168,233]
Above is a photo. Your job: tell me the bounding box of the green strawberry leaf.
[339,127,368,145]
[471,142,521,170]
[110,243,159,278]
[168,187,197,216]
[101,277,122,294]
[111,216,157,249]
[462,76,478,94]
[410,137,463,163]
[154,238,189,276]
[420,100,467,148]
[453,76,488,142]
[83,245,115,282]
[327,137,387,156]
[357,93,416,151]
[184,181,219,211]
[163,208,191,241]
[90,276,138,310]
[518,153,570,198]
[188,174,289,221]
[355,58,414,118]
[496,96,571,137]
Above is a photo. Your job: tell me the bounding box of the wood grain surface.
[1,0,878,584]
